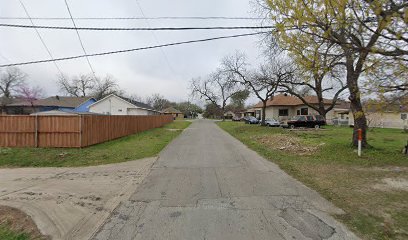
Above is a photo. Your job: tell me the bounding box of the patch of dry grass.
[218,121,408,240]
[252,134,321,155]
[0,205,49,240]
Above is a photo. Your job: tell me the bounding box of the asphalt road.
[94,120,358,240]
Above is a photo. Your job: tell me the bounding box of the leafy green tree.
[175,102,203,118]
[262,0,408,146]
[230,89,250,109]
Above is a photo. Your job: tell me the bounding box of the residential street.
[94,119,357,240]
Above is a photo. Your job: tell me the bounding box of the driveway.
[94,120,358,240]
[0,157,155,240]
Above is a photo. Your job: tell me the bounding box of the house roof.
[30,110,101,116]
[334,100,351,110]
[0,97,24,105]
[118,96,155,110]
[88,94,157,112]
[253,94,336,108]
[163,107,182,114]
[7,96,94,108]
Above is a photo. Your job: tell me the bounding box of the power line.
[0,16,264,21]
[63,0,97,78]
[0,32,268,68]
[134,0,176,75]
[0,23,275,31]
[18,0,65,76]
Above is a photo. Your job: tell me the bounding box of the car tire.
[314,124,320,129]
[289,124,295,129]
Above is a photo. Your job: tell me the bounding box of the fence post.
[34,115,38,148]
[79,115,82,148]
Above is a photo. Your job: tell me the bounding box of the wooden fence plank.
[0,115,173,148]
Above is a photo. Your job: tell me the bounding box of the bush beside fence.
[0,115,173,148]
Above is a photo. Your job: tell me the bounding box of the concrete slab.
[0,158,155,240]
[94,120,359,240]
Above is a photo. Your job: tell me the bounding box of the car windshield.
[292,116,303,120]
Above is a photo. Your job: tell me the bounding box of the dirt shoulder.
[0,157,156,240]
[0,205,48,240]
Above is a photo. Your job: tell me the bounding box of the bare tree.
[0,67,27,113]
[222,52,292,125]
[146,93,172,111]
[190,70,242,121]
[15,85,44,112]
[16,85,44,103]
[58,73,95,97]
[91,75,121,100]
[0,67,26,98]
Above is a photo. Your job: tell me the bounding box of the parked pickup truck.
[286,115,326,129]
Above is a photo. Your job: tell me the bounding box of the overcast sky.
[0,0,266,104]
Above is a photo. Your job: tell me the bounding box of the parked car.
[242,116,250,122]
[264,118,281,127]
[232,116,242,121]
[286,115,326,129]
[245,116,259,124]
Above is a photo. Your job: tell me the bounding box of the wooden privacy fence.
[0,115,173,148]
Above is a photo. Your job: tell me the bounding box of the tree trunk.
[261,101,267,126]
[350,97,368,147]
[318,107,327,120]
[348,75,368,147]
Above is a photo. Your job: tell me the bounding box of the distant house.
[224,111,236,119]
[224,110,243,119]
[348,101,408,129]
[88,94,159,115]
[253,94,349,123]
[241,108,258,118]
[5,96,96,115]
[1,97,24,114]
[163,107,184,119]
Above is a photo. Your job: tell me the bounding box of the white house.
[253,94,350,123]
[88,94,159,116]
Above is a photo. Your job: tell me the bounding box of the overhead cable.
[0,31,269,68]
[0,23,275,31]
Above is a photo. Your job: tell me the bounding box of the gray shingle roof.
[117,96,155,110]
[7,96,94,108]
[163,107,182,114]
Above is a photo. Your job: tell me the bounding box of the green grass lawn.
[0,120,191,168]
[0,225,29,240]
[218,121,408,240]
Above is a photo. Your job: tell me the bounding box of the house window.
[401,113,407,120]
[297,110,300,115]
[301,108,308,115]
[279,109,289,116]
[118,109,122,112]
